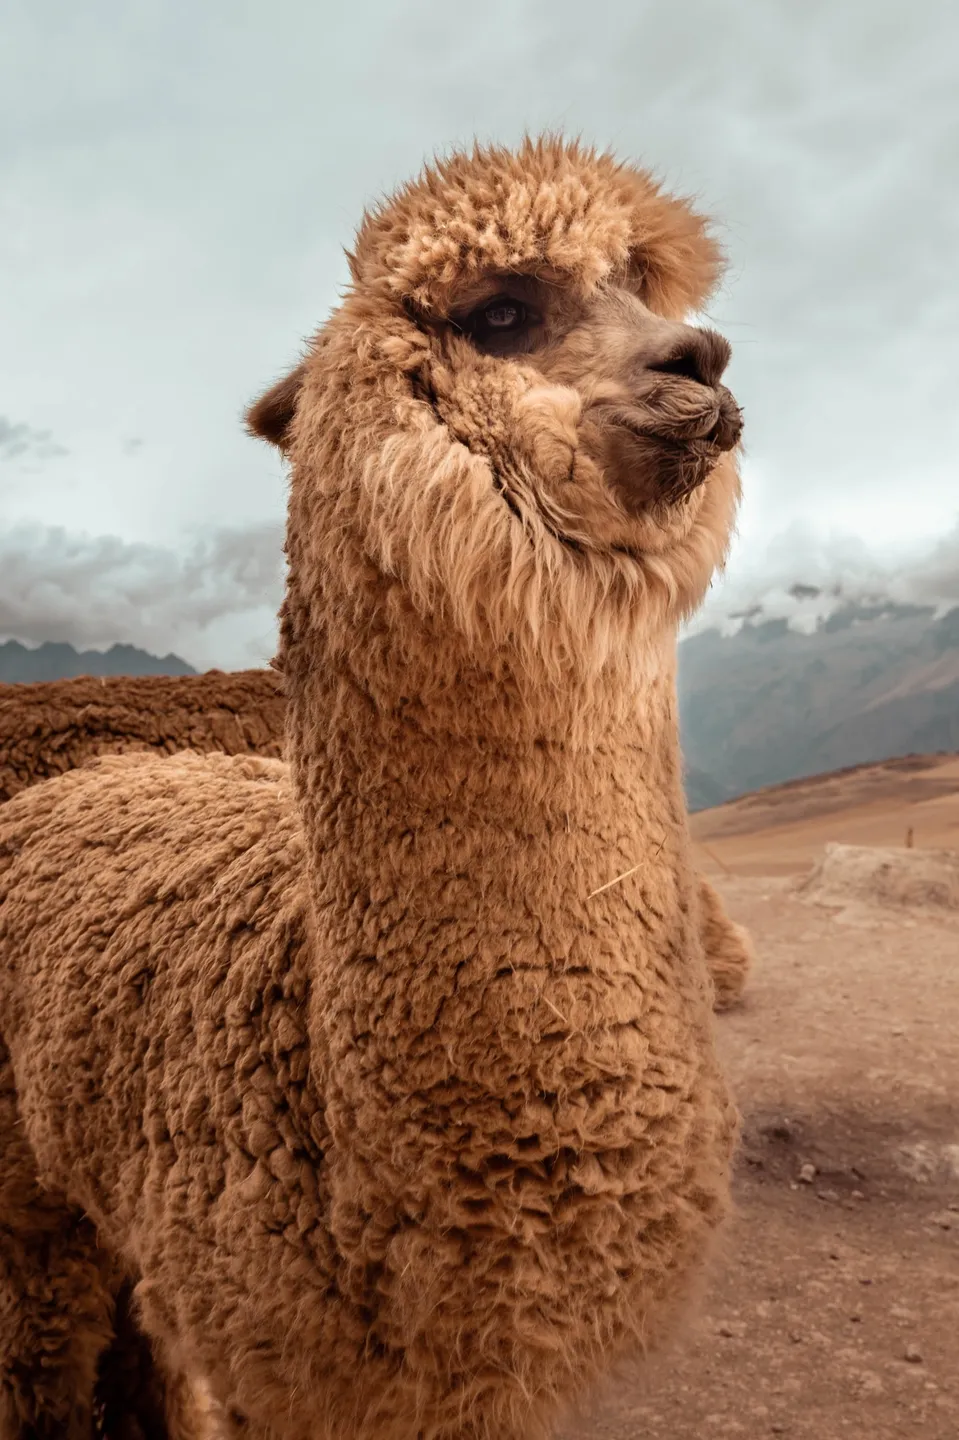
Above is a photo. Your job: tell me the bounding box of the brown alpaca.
[0,670,285,805]
[0,137,744,1439]
[5,682,754,1434]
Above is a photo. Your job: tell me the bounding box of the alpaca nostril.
[649,329,732,389]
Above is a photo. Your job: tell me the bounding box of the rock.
[894,1142,941,1184]
[717,1320,747,1339]
[797,842,959,912]
[904,1343,924,1364]
[798,1162,816,1184]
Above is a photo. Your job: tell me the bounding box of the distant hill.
[0,640,197,684]
[689,750,959,877]
[679,601,959,809]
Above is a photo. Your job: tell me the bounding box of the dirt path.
[565,876,959,1439]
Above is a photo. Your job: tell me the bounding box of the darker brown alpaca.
[1,137,743,1440]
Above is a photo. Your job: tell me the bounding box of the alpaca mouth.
[587,388,743,515]
[598,385,742,454]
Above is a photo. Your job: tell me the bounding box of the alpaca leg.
[93,1280,209,1440]
[0,1204,114,1438]
[0,1041,115,1438]
[697,874,754,1010]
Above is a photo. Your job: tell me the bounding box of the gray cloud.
[5,508,956,674]
[697,518,959,637]
[0,522,284,669]
[0,416,68,463]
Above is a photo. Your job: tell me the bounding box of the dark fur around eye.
[453,295,537,352]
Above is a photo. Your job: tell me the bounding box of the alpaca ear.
[629,191,725,319]
[245,362,307,450]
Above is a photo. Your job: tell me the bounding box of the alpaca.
[0,670,285,805]
[0,670,751,1011]
[6,678,751,1439]
[0,136,744,1440]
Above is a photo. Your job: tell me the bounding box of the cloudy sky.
[2,0,957,667]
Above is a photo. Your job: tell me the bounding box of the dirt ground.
[563,839,959,1437]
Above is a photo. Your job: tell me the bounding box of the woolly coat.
[0,669,285,804]
[0,137,741,1440]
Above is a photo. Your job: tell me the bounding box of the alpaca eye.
[483,300,525,330]
[453,294,535,351]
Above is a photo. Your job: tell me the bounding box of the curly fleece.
[0,136,740,1440]
[0,669,286,805]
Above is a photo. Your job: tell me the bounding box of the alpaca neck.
[281,594,703,1254]
[284,607,688,947]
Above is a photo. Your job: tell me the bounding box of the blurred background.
[2,0,957,802]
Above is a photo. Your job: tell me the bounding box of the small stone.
[929,1211,953,1230]
[788,1329,803,1344]
[851,1189,865,1200]
[904,1343,923,1364]
[798,1162,816,1184]
[816,1188,840,1203]
[718,1320,747,1339]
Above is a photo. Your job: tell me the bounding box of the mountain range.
[679,600,959,809]
[0,640,197,684]
[4,604,958,813]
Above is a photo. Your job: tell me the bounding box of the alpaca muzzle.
[577,318,743,514]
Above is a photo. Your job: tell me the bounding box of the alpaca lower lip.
[609,431,720,516]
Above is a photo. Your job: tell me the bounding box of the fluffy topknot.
[348,135,724,320]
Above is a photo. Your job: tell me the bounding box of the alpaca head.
[249,137,743,686]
